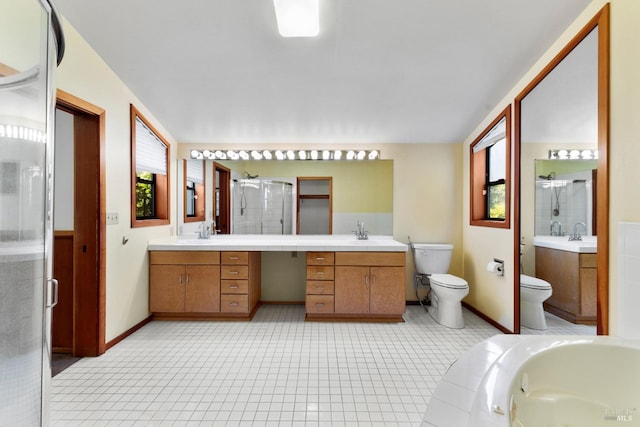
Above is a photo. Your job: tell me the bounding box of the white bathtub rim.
[467,335,640,427]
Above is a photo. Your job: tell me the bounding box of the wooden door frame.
[56,89,106,356]
[296,176,333,234]
[513,5,609,335]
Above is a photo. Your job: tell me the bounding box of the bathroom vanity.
[148,235,408,321]
[534,236,597,324]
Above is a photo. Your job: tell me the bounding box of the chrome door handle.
[47,278,59,308]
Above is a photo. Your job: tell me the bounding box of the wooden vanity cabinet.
[149,251,220,315]
[220,251,261,316]
[305,252,335,314]
[335,252,405,319]
[536,247,596,324]
[149,250,261,319]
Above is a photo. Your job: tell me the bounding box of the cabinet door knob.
[229,256,239,260]
[230,271,239,275]
[316,303,325,307]
[230,285,239,289]
[315,286,324,291]
[229,302,239,306]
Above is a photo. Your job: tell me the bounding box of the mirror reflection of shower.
[534,161,596,236]
[232,179,294,234]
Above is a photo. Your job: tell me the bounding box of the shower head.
[538,172,556,180]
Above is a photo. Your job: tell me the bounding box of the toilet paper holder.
[487,258,505,276]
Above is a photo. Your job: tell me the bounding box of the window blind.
[135,117,167,175]
[472,117,506,153]
[186,159,204,184]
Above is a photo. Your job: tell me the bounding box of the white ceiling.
[54,0,592,144]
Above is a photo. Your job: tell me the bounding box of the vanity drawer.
[221,265,249,279]
[306,295,334,313]
[221,294,249,313]
[306,266,334,281]
[221,251,248,265]
[306,280,334,295]
[306,252,334,265]
[221,279,248,294]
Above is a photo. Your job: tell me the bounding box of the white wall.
[56,19,177,342]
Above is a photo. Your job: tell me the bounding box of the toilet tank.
[412,243,453,274]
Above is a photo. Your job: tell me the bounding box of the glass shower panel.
[232,179,293,234]
[1,0,63,425]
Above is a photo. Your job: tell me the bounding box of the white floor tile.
[51,304,591,426]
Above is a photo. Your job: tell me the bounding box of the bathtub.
[423,335,640,427]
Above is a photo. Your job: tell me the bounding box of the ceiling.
[54,0,592,145]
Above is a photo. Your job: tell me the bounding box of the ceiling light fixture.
[190,149,381,161]
[273,0,319,38]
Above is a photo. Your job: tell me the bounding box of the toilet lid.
[430,273,468,289]
[520,274,552,290]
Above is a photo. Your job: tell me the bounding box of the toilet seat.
[430,273,468,289]
[520,274,551,290]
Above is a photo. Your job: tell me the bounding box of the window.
[130,105,170,227]
[470,106,511,228]
[183,159,205,223]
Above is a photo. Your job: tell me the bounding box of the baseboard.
[462,302,513,334]
[105,315,153,351]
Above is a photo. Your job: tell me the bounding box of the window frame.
[470,105,511,228]
[183,159,206,223]
[130,104,170,228]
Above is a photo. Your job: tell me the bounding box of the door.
[149,264,185,312]
[370,266,405,314]
[335,266,369,313]
[214,162,230,234]
[184,265,220,312]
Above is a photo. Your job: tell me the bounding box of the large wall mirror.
[514,5,609,335]
[176,157,394,236]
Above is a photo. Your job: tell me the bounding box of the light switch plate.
[106,212,119,225]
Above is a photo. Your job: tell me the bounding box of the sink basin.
[174,239,215,245]
[347,240,384,245]
[533,235,597,253]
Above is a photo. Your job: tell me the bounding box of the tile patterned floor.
[50,305,591,426]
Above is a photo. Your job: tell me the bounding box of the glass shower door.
[0,1,64,425]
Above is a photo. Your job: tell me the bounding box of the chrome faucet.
[197,222,211,239]
[550,221,563,236]
[569,222,587,241]
[354,221,368,240]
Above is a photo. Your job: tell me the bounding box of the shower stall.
[232,179,294,234]
[535,171,593,236]
[1,0,65,425]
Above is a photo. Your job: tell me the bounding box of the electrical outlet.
[106,212,119,225]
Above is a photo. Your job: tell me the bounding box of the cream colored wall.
[56,20,177,342]
[463,0,640,334]
[608,0,640,335]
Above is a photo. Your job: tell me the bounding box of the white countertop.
[533,235,597,253]
[148,234,409,252]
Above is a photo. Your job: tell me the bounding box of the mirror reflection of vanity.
[516,7,609,333]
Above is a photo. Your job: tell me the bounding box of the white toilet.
[520,274,553,330]
[412,243,469,329]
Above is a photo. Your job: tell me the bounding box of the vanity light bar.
[549,149,598,160]
[190,149,380,161]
